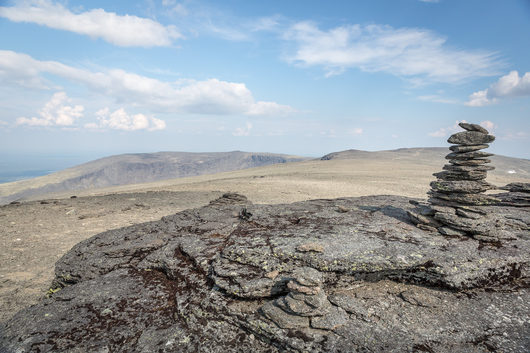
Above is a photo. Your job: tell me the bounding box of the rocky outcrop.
[1,192,529,352]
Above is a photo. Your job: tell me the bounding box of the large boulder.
[1,193,529,352]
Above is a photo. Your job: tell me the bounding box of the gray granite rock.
[449,144,489,152]
[310,305,349,330]
[499,182,530,193]
[261,301,310,329]
[291,267,323,287]
[443,164,495,172]
[447,131,495,145]
[438,226,467,236]
[431,205,456,214]
[445,151,493,160]
[449,159,491,166]
[430,180,496,194]
[428,191,500,206]
[407,210,442,230]
[494,192,530,207]
[417,223,438,232]
[434,212,478,233]
[458,122,489,134]
[455,208,484,219]
[1,194,529,353]
[433,170,488,181]
[456,205,488,215]
[280,291,330,317]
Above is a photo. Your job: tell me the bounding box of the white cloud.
[428,120,466,137]
[0,50,294,116]
[349,128,363,135]
[87,108,166,131]
[429,120,496,137]
[0,120,8,126]
[419,0,440,3]
[246,101,296,116]
[16,92,84,126]
[162,0,188,16]
[465,89,491,107]
[480,120,495,131]
[250,15,282,32]
[466,71,530,106]
[0,0,182,47]
[233,122,252,136]
[202,14,282,41]
[417,95,458,104]
[284,22,500,83]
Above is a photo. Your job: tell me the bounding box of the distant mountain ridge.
[320,147,530,179]
[1,148,528,206]
[0,151,309,205]
[321,147,447,160]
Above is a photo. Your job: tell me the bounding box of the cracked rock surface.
[1,193,529,352]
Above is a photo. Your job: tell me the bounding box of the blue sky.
[0,0,529,167]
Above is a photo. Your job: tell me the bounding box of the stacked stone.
[260,267,334,329]
[408,122,504,241]
[277,267,330,317]
[429,122,497,208]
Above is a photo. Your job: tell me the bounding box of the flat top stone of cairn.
[458,122,489,134]
[447,122,495,146]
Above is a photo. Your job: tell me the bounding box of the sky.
[0,0,529,171]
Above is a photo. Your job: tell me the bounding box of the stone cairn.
[260,267,348,330]
[408,122,504,241]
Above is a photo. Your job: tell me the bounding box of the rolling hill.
[0,151,309,205]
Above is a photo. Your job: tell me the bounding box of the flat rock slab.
[433,170,488,181]
[449,144,489,153]
[446,151,494,159]
[449,159,491,166]
[443,164,495,172]
[448,131,495,145]
[429,191,500,205]
[430,180,496,194]
[458,122,489,134]
[1,194,529,352]
[500,182,530,193]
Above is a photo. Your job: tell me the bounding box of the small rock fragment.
[297,242,324,253]
[264,270,279,279]
[336,205,350,213]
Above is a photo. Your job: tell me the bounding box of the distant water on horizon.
[0,152,102,185]
[0,170,56,184]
